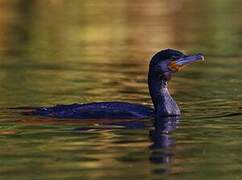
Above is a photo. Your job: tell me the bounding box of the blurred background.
[0,0,241,107]
[0,0,242,179]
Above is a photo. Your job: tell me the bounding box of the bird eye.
[171,56,179,60]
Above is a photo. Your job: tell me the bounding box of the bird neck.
[148,72,180,116]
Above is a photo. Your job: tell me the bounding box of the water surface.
[0,1,242,179]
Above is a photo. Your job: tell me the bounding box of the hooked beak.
[168,53,204,72]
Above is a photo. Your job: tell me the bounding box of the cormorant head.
[149,49,204,82]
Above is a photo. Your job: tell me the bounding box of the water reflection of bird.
[73,116,179,175]
[149,116,179,174]
[31,49,204,119]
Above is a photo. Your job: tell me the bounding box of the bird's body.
[31,49,204,119]
[34,102,154,119]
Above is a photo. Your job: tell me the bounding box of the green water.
[0,1,242,179]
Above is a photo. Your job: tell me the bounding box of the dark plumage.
[32,49,204,119]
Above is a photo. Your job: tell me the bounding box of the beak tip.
[201,56,205,61]
[198,53,205,61]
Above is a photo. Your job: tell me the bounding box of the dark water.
[1,0,242,179]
